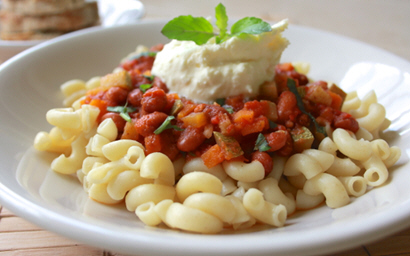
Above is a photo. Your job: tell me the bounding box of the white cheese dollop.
[151,19,289,103]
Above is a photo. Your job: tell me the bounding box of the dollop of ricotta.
[151,19,289,103]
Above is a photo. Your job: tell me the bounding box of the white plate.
[0,20,410,256]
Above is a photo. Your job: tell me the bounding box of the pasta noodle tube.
[326,158,361,177]
[362,153,389,187]
[125,184,176,212]
[356,103,386,133]
[82,156,109,175]
[243,188,287,227]
[88,183,122,205]
[349,90,377,118]
[183,157,227,181]
[34,129,72,154]
[79,105,100,134]
[333,128,372,161]
[183,193,236,223]
[222,160,265,183]
[225,195,255,230]
[135,202,162,226]
[303,173,350,208]
[165,203,223,234]
[258,178,296,215]
[176,172,223,202]
[295,190,324,210]
[153,199,173,224]
[107,170,153,200]
[102,139,145,162]
[96,118,118,142]
[318,137,360,177]
[283,153,326,179]
[383,146,401,168]
[60,79,86,97]
[87,146,145,184]
[140,152,175,186]
[341,91,361,113]
[51,134,88,174]
[302,149,334,171]
[371,139,391,161]
[337,176,367,197]
[46,108,81,129]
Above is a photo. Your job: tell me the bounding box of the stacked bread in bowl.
[0,0,100,40]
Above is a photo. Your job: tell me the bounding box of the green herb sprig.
[107,104,137,123]
[154,116,184,134]
[161,3,272,45]
[254,133,271,152]
[287,78,327,136]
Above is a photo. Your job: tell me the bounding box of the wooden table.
[1,1,409,255]
[1,204,410,256]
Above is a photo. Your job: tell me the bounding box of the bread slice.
[1,0,87,16]
[0,2,99,34]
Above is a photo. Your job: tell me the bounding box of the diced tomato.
[238,116,269,136]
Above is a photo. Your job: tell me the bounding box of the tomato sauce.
[80,44,359,177]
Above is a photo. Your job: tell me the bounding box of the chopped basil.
[215,98,226,106]
[269,120,278,129]
[287,78,327,136]
[140,84,153,93]
[215,3,228,43]
[143,75,155,81]
[107,105,137,123]
[154,116,184,134]
[223,105,234,114]
[254,133,271,152]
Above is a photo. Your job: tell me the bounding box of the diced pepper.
[233,109,254,123]
[181,112,208,128]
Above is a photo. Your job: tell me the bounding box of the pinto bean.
[127,88,143,107]
[152,76,169,92]
[101,112,126,133]
[134,111,168,137]
[251,151,273,176]
[177,126,206,152]
[105,86,128,105]
[141,87,167,113]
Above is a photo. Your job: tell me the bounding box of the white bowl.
[0,20,410,256]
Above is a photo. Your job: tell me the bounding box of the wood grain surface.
[2,204,410,256]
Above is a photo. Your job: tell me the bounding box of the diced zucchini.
[261,100,278,122]
[171,99,184,116]
[291,126,314,153]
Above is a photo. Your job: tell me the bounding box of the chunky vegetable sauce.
[81,44,359,177]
